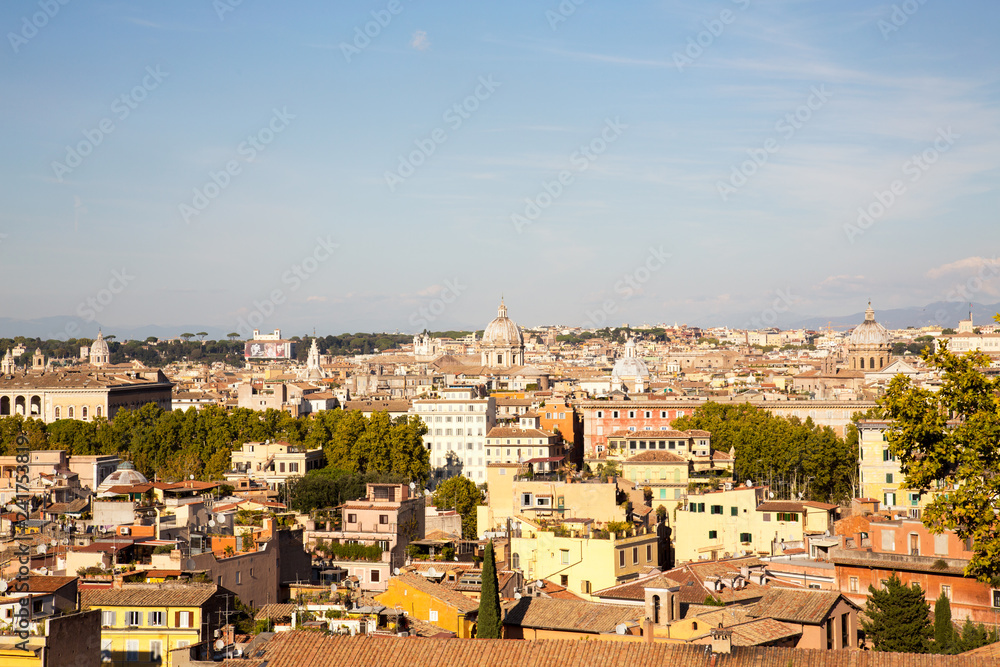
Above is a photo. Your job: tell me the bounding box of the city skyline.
[2,1,999,334]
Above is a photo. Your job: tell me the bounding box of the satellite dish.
[393,567,400,576]
[38,567,48,575]
[185,559,197,570]
[745,480,753,487]
[209,520,216,527]
[535,580,545,588]
[37,544,47,554]
[50,539,57,546]
[427,567,437,577]
[616,623,628,635]
[214,639,226,650]
[769,492,775,499]
[409,482,416,490]
[217,514,226,523]
[0,580,8,593]
[514,591,522,599]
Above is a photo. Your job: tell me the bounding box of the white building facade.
[411,387,496,484]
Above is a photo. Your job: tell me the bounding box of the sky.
[1,0,998,338]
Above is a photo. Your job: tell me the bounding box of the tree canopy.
[431,475,484,539]
[672,402,857,502]
[861,574,931,653]
[476,541,503,639]
[881,317,1000,582]
[1,404,429,486]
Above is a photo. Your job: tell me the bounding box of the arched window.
[859,358,865,369]
[96,406,102,418]
[652,595,661,624]
[54,406,61,419]
[511,553,520,569]
[68,406,75,418]
[870,357,875,369]
[82,407,88,420]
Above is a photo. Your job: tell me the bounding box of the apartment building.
[410,387,496,483]
[577,400,702,457]
[673,486,837,564]
[225,440,325,489]
[485,413,564,474]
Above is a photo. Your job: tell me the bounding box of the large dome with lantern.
[480,299,525,369]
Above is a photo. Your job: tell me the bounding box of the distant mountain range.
[788,301,1000,331]
[1,300,998,340]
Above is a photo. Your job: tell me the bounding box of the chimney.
[710,623,732,655]
[643,617,654,643]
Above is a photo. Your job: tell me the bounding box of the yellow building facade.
[81,583,219,667]
[376,573,478,638]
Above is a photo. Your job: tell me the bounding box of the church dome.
[849,303,890,347]
[482,299,523,346]
[612,338,650,382]
[96,460,149,494]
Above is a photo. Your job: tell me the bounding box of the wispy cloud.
[927,256,1000,279]
[410,30,430,51]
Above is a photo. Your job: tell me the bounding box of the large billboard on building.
[244,340,294,360]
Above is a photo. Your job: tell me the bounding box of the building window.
[632,547,638,564]
[54,407,60,419]
[731,506,738,516]
[177,610,192,628]
[709,531,718,539]
[581,580,592,594]
[619,550,625,568]
[646,544,652,561]
[147,611,164,626]
[849,577,859,593]
[126,611,141,627]
[101,610,116,627]
[101,639,113,662]
[380,514,389,524]
[512,553,520,569]
[148,640,162,662]
[236,571,242,584]
[560,574,569,587]
[886,473,894,483]
[347,513,357,524]
[561,549,569,564]
[289,462,299,473]
[96,406,102,417]
[68,406,74,418]
[126,640,139,662]
[82,406,88,419]
[429,609,439,622]
[740,533,752,543]
[371,569,380,583]
[711,505,723,515]
[941,585,951,600]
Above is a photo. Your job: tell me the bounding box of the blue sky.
[1,0,998,337]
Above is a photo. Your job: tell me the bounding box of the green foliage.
[432,475,485,539]
[861,574,931,653]
[703,595,725,607]
[673,402,856,503]
[315,539,383,561]
[955,617,999,652]
[932,592,955,653]
[0,405,430,490]
[287,469,410,513]
[476,542,502,638]
[881,324,1000,582]
[655,505,667,523]
[605,520,632,536]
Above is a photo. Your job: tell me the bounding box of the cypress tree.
[933,592,954,653]
[476,541,502,638]
[861,574,931,653]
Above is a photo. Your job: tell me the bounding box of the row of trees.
[672,402,858,503]
[1,404,430,484]
[863,574,997,653]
